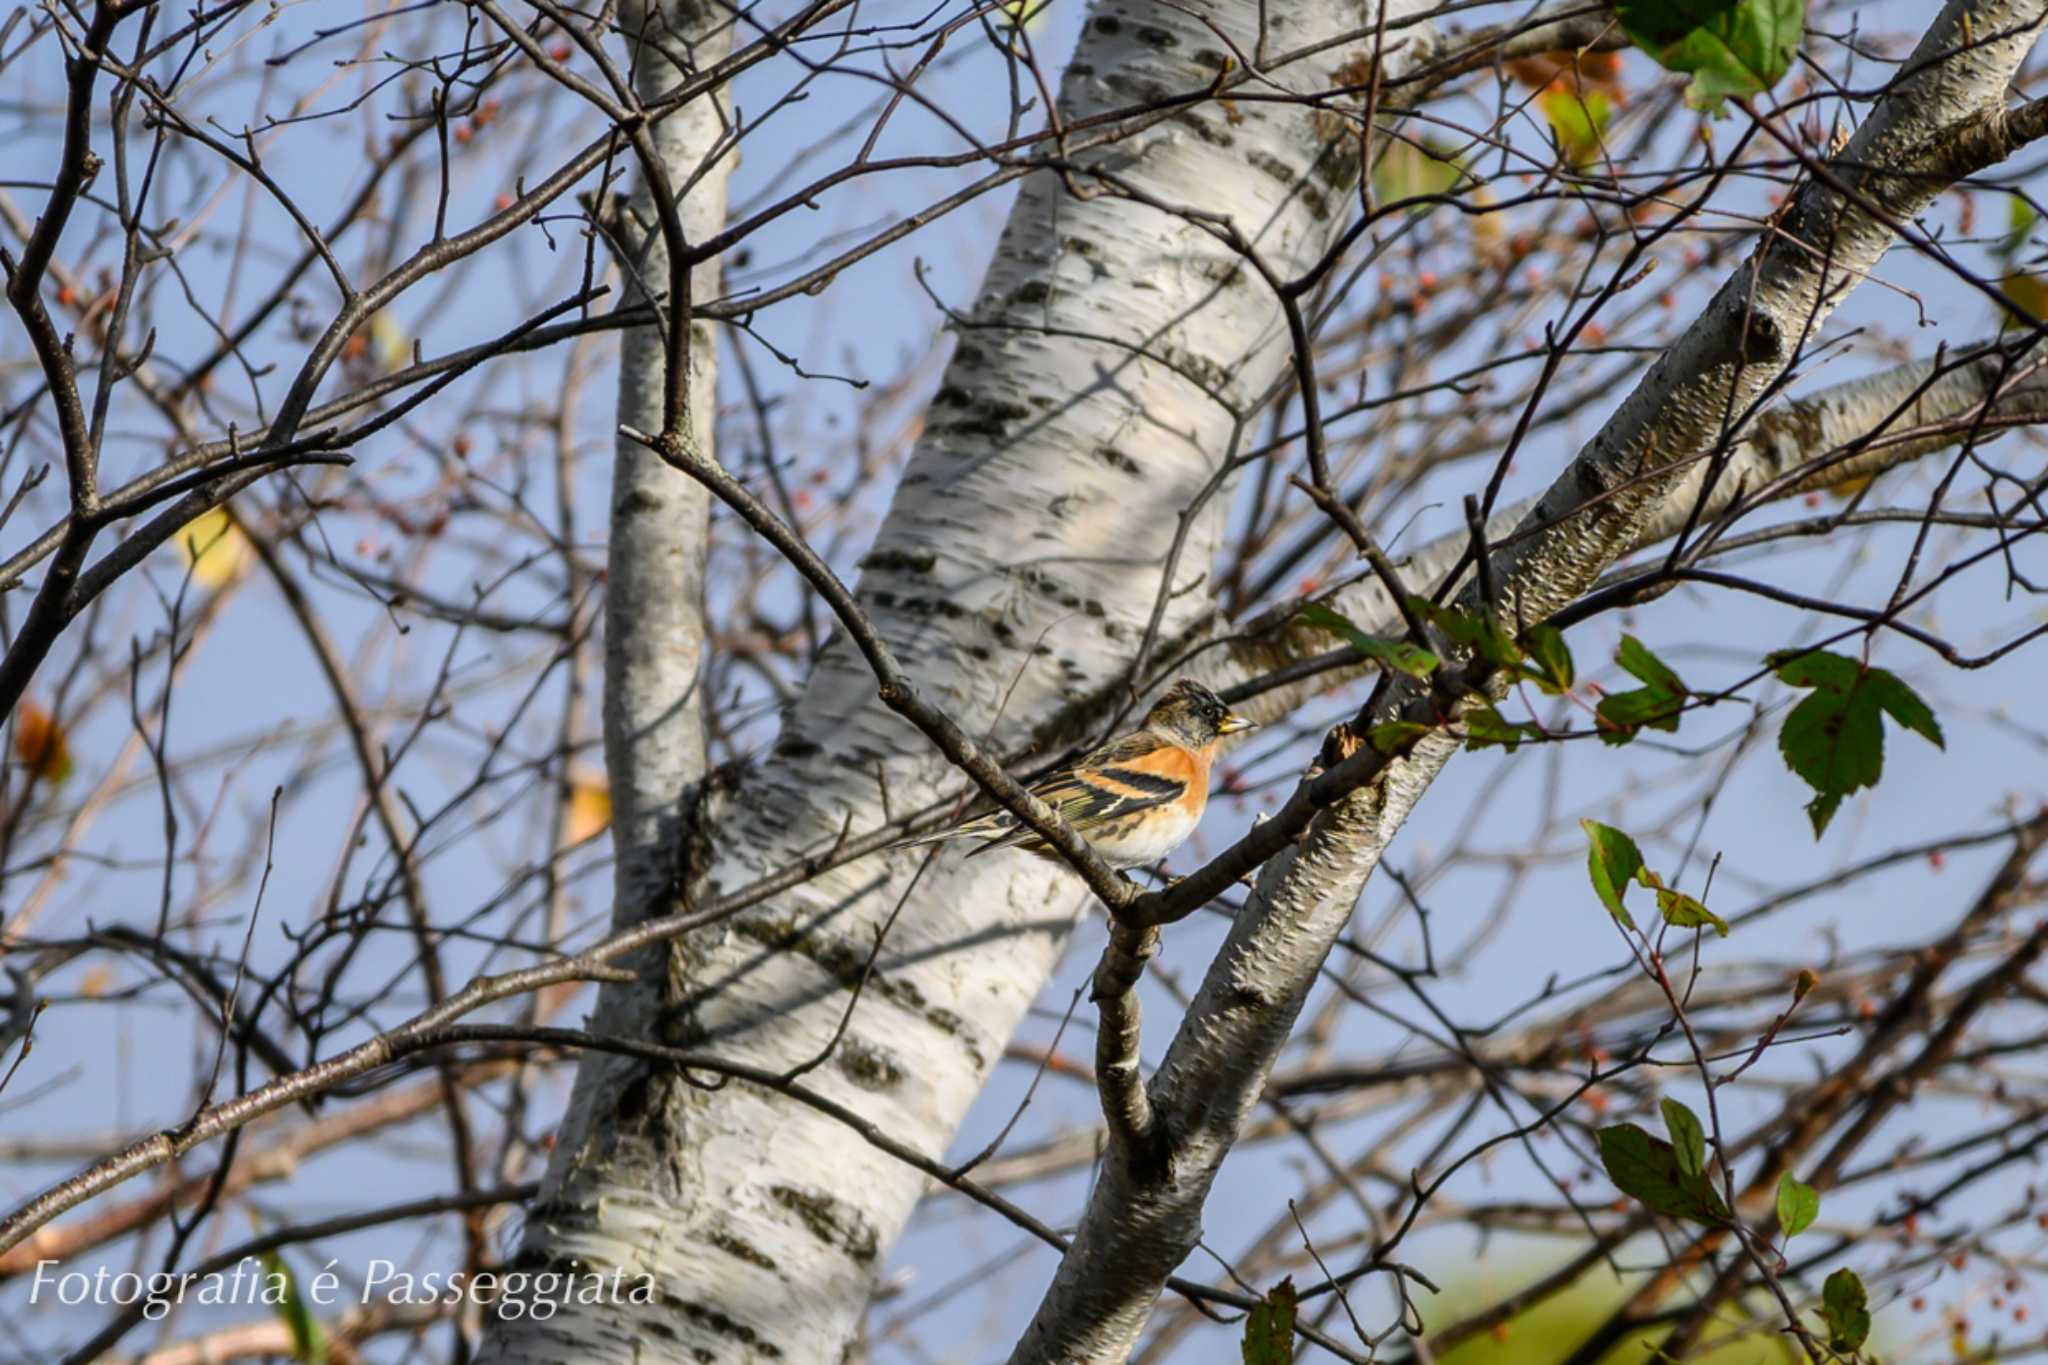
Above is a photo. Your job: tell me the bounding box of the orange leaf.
[14,701,73,786]
[1507,49,1626,99]
[564,775,611,846]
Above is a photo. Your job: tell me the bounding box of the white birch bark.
[491,4,1440,1361]
[476,1,733,1360]
[1011,4,2048,1358]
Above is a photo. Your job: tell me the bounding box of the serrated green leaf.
[1297,602,1439,679]
[1597,1122,1729,1223]
[1863,668,1944,748]
[1410,595,1524,671]
[1772,649,1945,837]
[1369,720,1434,753]
[1595,636,1692,743]
[1660,1097,1708,1180]
[260,1251,327,1365]
[1520,623,1576,695]
[1617,635,1687,694]
[1594,689,1682,744]
[1819,1266,1871,1352]
[1657,886,1729,937]
[1582,819,1643,930]
[1463,704,1534,752]
[1777,1172,1819,1240]
[1617,0,1805,114]
[1242,1277,1297,1364]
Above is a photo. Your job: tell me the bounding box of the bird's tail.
[890,814,1008,853]
[888,827,962,851]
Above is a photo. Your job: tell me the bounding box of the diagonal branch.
[1008,3,2048,1358]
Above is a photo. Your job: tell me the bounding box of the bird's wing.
[969,732,1199,854]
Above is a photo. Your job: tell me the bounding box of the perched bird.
[895,679,1256,867]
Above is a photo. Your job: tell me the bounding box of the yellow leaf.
[996,0,1052,32]
[564,775,612,846]
[1373,137,1465,206]
[13,701,73,786]
[178,506,251,590]
[368,310,409,373]
[2000,269,2048,322]
[1824,472,1873,500]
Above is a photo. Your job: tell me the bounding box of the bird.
[893,679,1256,867]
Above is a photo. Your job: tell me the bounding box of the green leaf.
[1617,634,1686,694]
[2001,193,2038,260]
[1595,635,1692,745]
[1818,1266,1871,1352]
[260,1251,327,1365]
[1582,819,1644,930]
[1656,886,1729,937]
[1617,0,1805,114]
[1593,690,1677,745]
[1660,1097,1708,1180]
[1520,623,1576,695]
[1464,704,1536,753]
[1409,595,1524,672]
[1297,602,1439,679]
[1242,1277,1297,1364]
[1597,1122,1729,1223]
[1368,720,1434,753]
[1539,87,1614,166]
[1777,1172,1820,1240]
[1771,650,1946,837]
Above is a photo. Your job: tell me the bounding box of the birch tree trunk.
[485,3,1432,1361]
[476,0,733,1358]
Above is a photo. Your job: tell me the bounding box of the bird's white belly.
[1086,804,1200,868]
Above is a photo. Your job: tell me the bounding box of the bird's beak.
[1218,713,1258,736]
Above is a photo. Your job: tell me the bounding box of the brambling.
[895,680,1256,867]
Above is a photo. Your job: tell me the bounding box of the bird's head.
[1146,679,1257,747]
